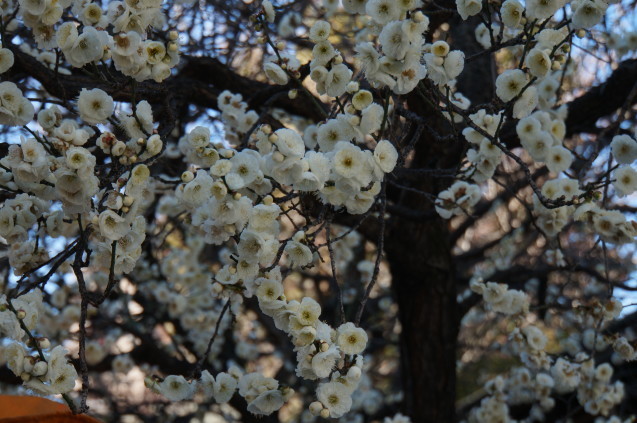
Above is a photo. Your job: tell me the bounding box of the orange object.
[0,396,102,422]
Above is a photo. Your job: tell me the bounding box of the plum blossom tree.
[1,0,637,422]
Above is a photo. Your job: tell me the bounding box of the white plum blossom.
[435,181,481,218]
[526,48,552,78]
[159,375,195,401]
[501,0,524,27]
[526,0,565,20]
[374,140,398,173]
[317,381,353,418]
[496,69,527,102]
[337,322,368,355]
[264,61,289,85]
[456,0,483,20]
[546,145,573,174]
[611,135,637,164]
[366,0,401,24]
[613,166,637,197]
[0,82,34,126]
[77,88,114,125]
[571,0,608,29]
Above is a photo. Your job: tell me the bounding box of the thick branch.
[498,58,637,146]
[10,49,324,122]
[565,58,637,137]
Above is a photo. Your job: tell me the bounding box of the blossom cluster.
[9,0,179,82]
[146,89,388,416]
[1,290,78,396]
[464,282,630,422]
[1,0,636,421]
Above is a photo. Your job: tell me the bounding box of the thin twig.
[193,298,231,379]
[355,183,386,326]
[325,219,346,324]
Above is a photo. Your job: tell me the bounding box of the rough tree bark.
[386,214,459,423]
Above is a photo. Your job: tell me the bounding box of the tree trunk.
[386,218,458,422]
[384,76,464,420]
[384,17,496,421]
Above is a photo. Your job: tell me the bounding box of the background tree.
[1,0,637,422]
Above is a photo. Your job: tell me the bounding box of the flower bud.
[432,40,450,57]
[23,356,35,373]
[112,141,126,156]
[220,149,235,158]
[146,142,162,157]
[309,401,323,416]
[413,11,426,22]
[272,151,285,163]
[32,361,48,377]
[181,171,194,182]
[352,90,373,110]
[37,337,51,349]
